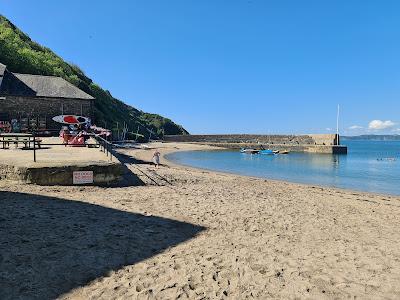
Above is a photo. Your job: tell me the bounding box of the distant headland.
[342,135,400,141]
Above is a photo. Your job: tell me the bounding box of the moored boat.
[240,148,260,154]
[259,149,274,155]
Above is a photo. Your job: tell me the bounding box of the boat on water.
[259,149,275,155]
[240,148,290,155]
[240,148,260,154]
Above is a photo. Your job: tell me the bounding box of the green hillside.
[0,15,188,139]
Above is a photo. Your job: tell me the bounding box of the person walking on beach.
[152,149,161,168]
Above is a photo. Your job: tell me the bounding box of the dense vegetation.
[0,15,188,139]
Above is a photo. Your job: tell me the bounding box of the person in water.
[152,150,161,168]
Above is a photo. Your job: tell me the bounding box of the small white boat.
[240,148,260,154]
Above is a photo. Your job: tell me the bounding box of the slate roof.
[0,62,94,100]
[12,73,94,100]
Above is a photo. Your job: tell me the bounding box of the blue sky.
[1,0,400,135]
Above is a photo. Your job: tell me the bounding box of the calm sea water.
[166,141,400,196]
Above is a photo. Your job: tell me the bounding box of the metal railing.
[93,135,114,162]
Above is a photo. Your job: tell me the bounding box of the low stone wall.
[164,134,339,146]
[163,134,346,154]
[0,162,124,185]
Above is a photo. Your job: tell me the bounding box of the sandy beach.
[1,142,400,299]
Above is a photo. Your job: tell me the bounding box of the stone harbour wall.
[164,134,346,154]
[164,134,339,146]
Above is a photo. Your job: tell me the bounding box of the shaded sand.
[1,142,400,299]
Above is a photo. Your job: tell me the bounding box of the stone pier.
[163,134,347,154]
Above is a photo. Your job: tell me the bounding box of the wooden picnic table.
[0,133,42,149]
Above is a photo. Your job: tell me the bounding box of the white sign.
[73,171,94,184]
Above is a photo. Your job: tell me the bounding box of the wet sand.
[1,142,400,299]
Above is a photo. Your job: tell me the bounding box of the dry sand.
[1,142,400,299]
[0,137,109,167]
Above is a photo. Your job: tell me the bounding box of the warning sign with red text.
[73,171,94,184]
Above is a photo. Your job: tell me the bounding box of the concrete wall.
[0,162,124,185]
[164,134,339,146]
[0,95,94,129]
[308,134,340,146]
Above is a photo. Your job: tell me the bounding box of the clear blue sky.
[1,0,400,135]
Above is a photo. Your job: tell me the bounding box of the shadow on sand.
[112,150,170,187]
[113,150,152,166]
[0,191,205,299]
[109,150,149,187]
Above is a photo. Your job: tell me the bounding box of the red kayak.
[52,115,89,124]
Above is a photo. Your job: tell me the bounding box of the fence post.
[33,130,36,162]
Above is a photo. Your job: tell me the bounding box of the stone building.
[0,62,94,131]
